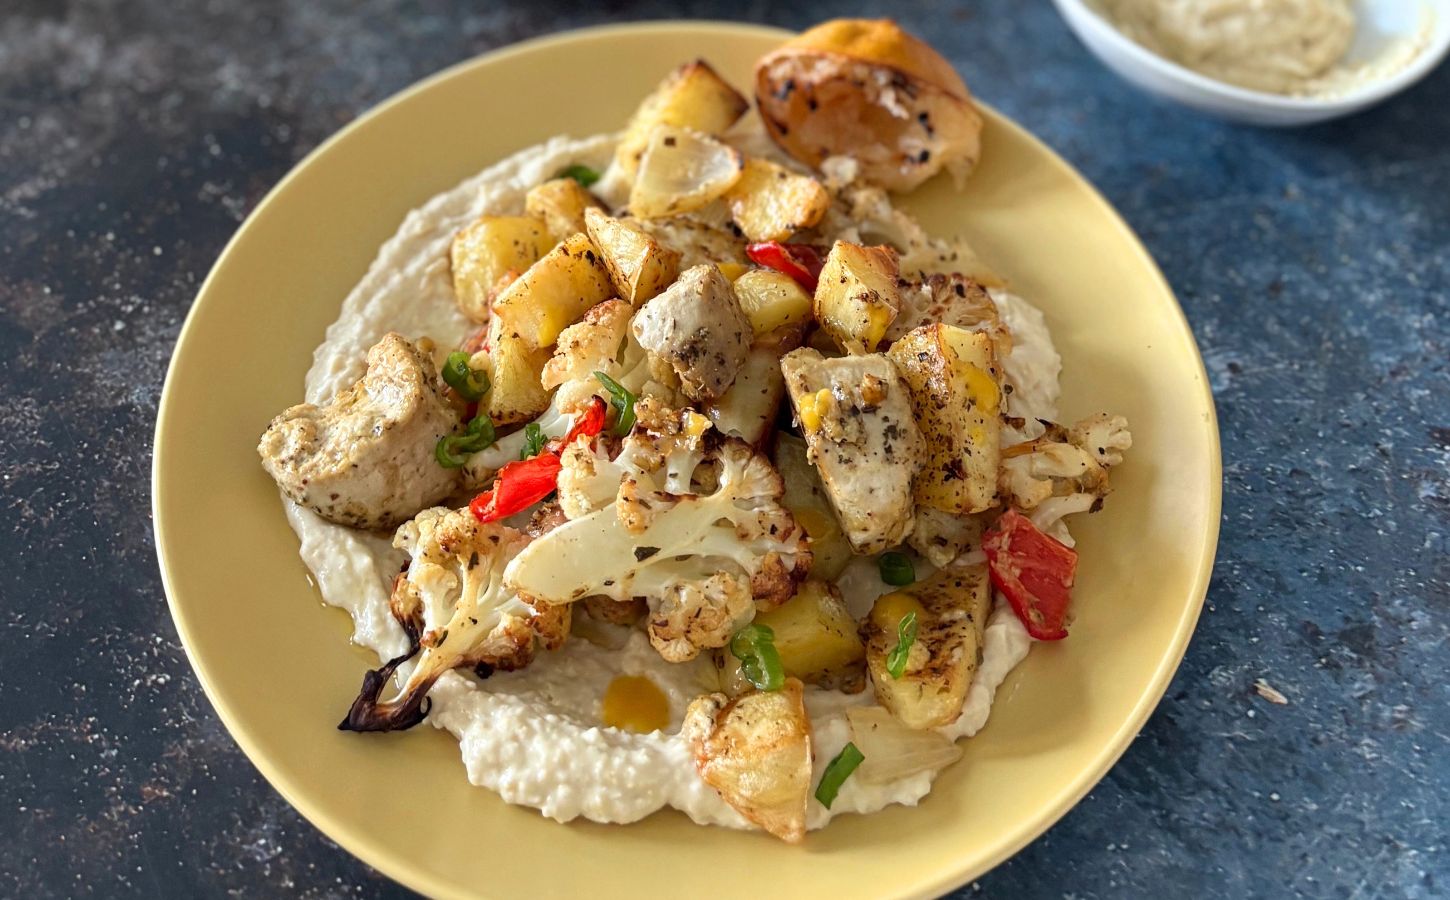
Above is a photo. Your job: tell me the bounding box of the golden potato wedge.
[683,679,812,843]
[863,563,992,729]
[756,581,865,690]
[733,268,813,337]
[772,434,852,579]
[525,177,602,242]
[583,207,682,304]
[449,216,552,323]
[480,314,552,426]
[886,323,1000,514]
[724,158,830,243]
[615,60,750,176]
[491,232,614,348]
[813,241,901,354]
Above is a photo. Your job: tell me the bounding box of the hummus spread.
[1094,0,1358,94]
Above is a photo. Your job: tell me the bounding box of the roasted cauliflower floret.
[999,414,1133,537]
[555,439,623,520]
[1070,413,1132,468]
[504,410,811,662]
[651,572,755,663]
[338,507,567,732]
[258,333,459,530]
[542,299,681,412]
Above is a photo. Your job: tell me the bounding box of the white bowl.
[1051,0,1450,126]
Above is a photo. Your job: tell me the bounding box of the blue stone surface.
[0,1,1444,896]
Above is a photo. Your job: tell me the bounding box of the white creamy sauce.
[1094,0,1355,94]
[1093,0,1431,97]
[284,134,1058,832]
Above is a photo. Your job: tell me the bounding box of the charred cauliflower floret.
[258,333,460,529]
[1070,412,1133,468]
[1000,414,1133,536]
[504,403,811,662]
[339,507,568,732]
[541,299,680,412]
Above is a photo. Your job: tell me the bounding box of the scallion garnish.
[885,611,918,680]
[593,371,637,437]
[729,624,784,692]
[435,415,497,468]
[441,351,490,402]
[520,422,547,460]
[557,164,601,187]
[814,742,864,809]
[878,551,915,586]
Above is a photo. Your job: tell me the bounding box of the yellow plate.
[154,21,1221,900]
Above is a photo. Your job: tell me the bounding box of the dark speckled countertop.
[1,1,1446,897]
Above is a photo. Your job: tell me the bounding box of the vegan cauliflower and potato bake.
[258,19,1133,842]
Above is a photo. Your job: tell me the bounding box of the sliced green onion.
[729,624,784,692]
[520,422,547,459]
[814,742,864,809]
[557,164,601,187]
[441,351,490,402]
[878,552,915,586]
[435,415,497,468]
[885,610,918,680]
[593,371,637,437]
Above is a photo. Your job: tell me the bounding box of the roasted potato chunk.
[480,313,552,426]
[733,269,813,337]
[583,207,682,304]
[887,324,1000,514]
[724,158,831,243]
[755,19,983,192]
[683,679,812,843]
[863,563,992,729]
[491,232,614,348]
[450,216,552,323]
[813,241,901,354]
[525,178,602,242]
[756,581,865,690]
[615,60,750,176]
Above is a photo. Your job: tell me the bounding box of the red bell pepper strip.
[469,399,608,523]
[982,508,1078,641]
[469,453,562,523]
[746,241,825,292]
[556,396,607,450]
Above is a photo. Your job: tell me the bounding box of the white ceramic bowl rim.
[1059,0,1450,110]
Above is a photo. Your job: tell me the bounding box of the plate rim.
[153,20,1223,899]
